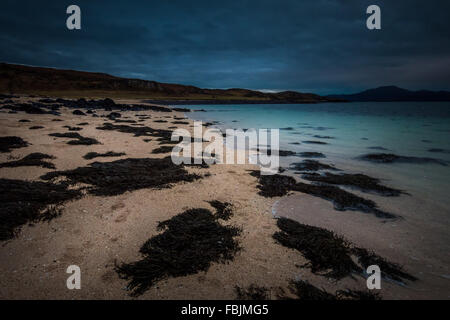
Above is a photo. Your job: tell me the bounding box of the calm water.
[183,102,450,208]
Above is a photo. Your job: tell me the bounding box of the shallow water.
[185,102,450,207]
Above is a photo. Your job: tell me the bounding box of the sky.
[0,0,449,95]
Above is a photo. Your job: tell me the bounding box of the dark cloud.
[0,0,449,94]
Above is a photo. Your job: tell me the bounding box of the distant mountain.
[0,63,339,103]
[327,86,450,102]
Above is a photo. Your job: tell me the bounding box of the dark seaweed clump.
[251,171,395,218]
[73,110,86,116]
[256,148,297,157]
[96,123,172,143]
[359,153,447,166]
[0,179,81,240]
[302,140,328,145]
[19,119,31,123]
[116,208,241,296]
[301,172,403,196]
[351,247,417,283]
[292,182,395,218]
[235,285,270,300]
[63,126,82,131]
[49,132,100,145]
[83,151,126,160]
[299,152,325,158]
[0,136,29,153]
[151,145,173,154]
[0,153,55,169]
[172,121,189,125]
[274,218,415,283]
[290,160,338,172]
[153,119,168,123]
[208,200,233,220]
[77,122,89,126]
[29,126,44,130]
[1,102,60,115]
[254,173,296,197]
[274,218,361,279]
[41,157,202,196]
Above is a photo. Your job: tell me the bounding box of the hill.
[0,63,337,103]
[327,86,450,102]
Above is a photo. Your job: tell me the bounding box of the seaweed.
[29,126,44,130]
[290,160,338,172]
[208,200,233,220]
[41,157,202,196]
[359,153,448,166]
[273,218,414,285]
[73,110,86,116]
[153,119,168,123]
[18,119,31,122]
[254,173,296,197]
[116,208,241,296]
[114,119,137,124]
[301,172,403,196]
[428,148,450,154]
[273,218,361,280]
[351,247,417,283]
[0,136,29,153]
[77,122,89,126]
[63,126,82,131]
[49,132,100,145]
[83,151,126,160]
[298,152,325,158]
[292,182,396,218]
[302,140,328,145]
[286,280,336,300]
[256,148,297,156]
[0,153,55,169]
[151,145,173,154]
[235,285,270,300]
[1,102,59,115]
[313,135,334,139]
[95,123,172,142]
[252,172,395,218]
[172,121,189,125]
[0,178,81,240]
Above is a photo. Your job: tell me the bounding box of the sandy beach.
[0,96,447,299]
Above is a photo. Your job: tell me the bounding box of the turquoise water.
[183,102,450,208]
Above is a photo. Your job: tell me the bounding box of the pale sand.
[0,97,445,299]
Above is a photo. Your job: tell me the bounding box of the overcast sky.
[1,0,449,94]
